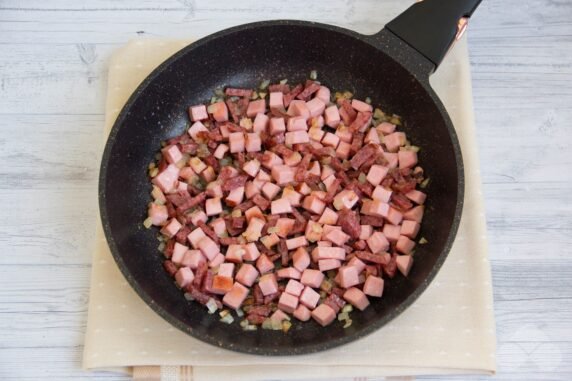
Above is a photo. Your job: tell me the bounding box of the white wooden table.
[1,1,571,380]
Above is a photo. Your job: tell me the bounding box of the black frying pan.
[99,0,481,355]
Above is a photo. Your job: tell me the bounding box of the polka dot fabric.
[82,36,496,380]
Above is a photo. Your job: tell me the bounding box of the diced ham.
[148,203,168,226]
[300,269,325,288]
[222,282,249,309]
[208,101,229,122]
[187,227,206,249]
[332,189,358,210]
[181,250,205,269]
[336,141,351,160]
[337,266,360,288]
[347,256,366,273]
[386,206,404,225]
[235,263,259,287]
[396,255,413,276]
[256,253,275,274]
[188,121,209,142]
[229,132,245,153]
[189,104,208,121]
[285,130,310,145]
[321,132,340,148]
[277,267,302,280]
[271,198,292,214]
[299,286,320,309]
[288,100,310,120]
[269,92,285,112]
[398,150,418,169]
[359,225,373,240]
[197,236,220,261]
[366,165,389,186]
[160,218,182,238]
[324,228,350,247]
[175,267,195,288]
[363,275,384,297]
[245,133,262,152]
[318,258,341,271]
[306,97,326,118]
[246,99,266,118]
[384,132,406,152]
[285,236,308,250]
[205,197,223,216]
[405,189,427,205]
[311,246,346,261]
[278,292,299,313]
[377,122,396,134]
[305,220,323,242]
[258,273,279,296]
[366,232,390,254]
[403,205,424,223]
[161,144,183,165]
[260,233,280,249]
[269,117,286,135]
[242,242,261,261]
[315,86,331,104]
[244,217,265,242]
[400,220,420,238]
[372,186,392,202]
[285,279,305,296]
[282,187,302,207]
[311,304,336,326]
[343,287,370,311]
[225,244,245,263]
[152,164,180,194]
[171,242,188,265]
[252,113,269,133]
[211,275,234,294]
[382,224,401,242]
[293,304,311,321]
[383,152,399,169]
[292,247,310,272]
[396,235,416,254]
[271,165,295,185]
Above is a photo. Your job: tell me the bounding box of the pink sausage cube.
[285,131,310,145]
[160,218,182,238]
[152,164,180,194]
[235,263,259,287]
[277,267,302,280]
[211,275,234,294]
[213,143,229,159]
[363,275,384,297]
[162,144,183,164]
[372,186,392,202]
[351,99,373,113]
[171,242,189,265]
[309,126,326,142]
[336,141,351,160]
[384,132,406,152]
[181,250,205,269]
[175,267,195,288]
[225,244,245,263]
[386,206,404,225]
[209,254,225,270]
[366,232,390,254]
[253,113,269,133]
[308,161,321,177]
[256,253,275,274]
[262,182,281,200]
[324,105,340,128]
[258,273,279,296]
[271,164,295,185]
[396,255,414,276]
[269,117,286,135]
[225,186,245,207]
[343,287,370,311]
[285,279,305,296]
[293,304,312,321]
[205,197,223,216]
[208,101,228,122]
[282,187,302,207]
[245,206,264,222]
[243,159,261,178]
[383,152,398,169]
[404,205,425,223]
[318,207,339,225]
[275,218,295,238]
[222,282,249,309]
[359,225,373,240]
[269,92,285,112]
[217,262,235,278]
[288,100,310,120]
[311,304,336,327]
[320,165,334,180]
[337,266,360,288]
[286,236,308,250]
[377,122,396,134]
[364,127,381,145]
[245,133,262,152]
[189,104,208,121]
[299,286,321,309]
[210,218,227,237]
[318,259,341,272]
[311,246,346,261]
[366,165,389,186]
[292,247,310,272]
[321,132,340,148]
[401,220,420,239]
[245,180,262,199]
[302,195,326,215]
[246,99,266,118]
[324,228,350,247]
[300,269,325,288]
[405,189,427,205]
[284,152,302,167]
[306,97,326,118]
[229,132,245,153]
[365,200,390,218]
[347,257,366,273]
[242,242,261,261]
[260,233,279,249]
[398,150,418,169]
[244,217,265,242]
[396,235,416,254]
[315,86,331,104]
[278,292,299,314]
[187,227,206,249]
[382,224,401,242]
[197,236,220,261]
[336,125,353,143]
[188,121,209,142]
[332,190,359,210]
[271,198,292,215]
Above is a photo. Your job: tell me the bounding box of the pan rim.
[98,19,465,356]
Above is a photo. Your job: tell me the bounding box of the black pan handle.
[385,0,482,69]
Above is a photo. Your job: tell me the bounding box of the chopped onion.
[240,117,253,130]
[143,217,153,229]
[259,79,270,90]
[157,242,165,252]
[342,304,353,313]
[365,97,372,104]
[236,308,244,317]
[243,324,257,331]
[309,70,318,80]
[250,91,259,100]
[240,319,249,328]
[214,87,225,97]
[231,209,242,218]
[338,311,349,321]
[220,313,234,324]
[373,108,385,120]
[261,318,273,330]
[271,319,283,330]
[279,79,288,85]
[320,279,332,293]
[267,226,279,234]
[358,173,367,184]
[206,298,219,314]
[219,309,230,318]
[258,92,267,99]
[282,320,292,333]
[184,293,194,301]
[420,178,431,189]
[419,237,428,244]
[343,319,353,328]
[149,167,158,178]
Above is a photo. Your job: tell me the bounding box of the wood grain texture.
[0,0,570,380]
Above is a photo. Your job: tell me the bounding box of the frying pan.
[99,0,482,355]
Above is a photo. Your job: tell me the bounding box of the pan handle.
[384,0,482,69]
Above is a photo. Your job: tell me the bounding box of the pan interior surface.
[101,22,461,355]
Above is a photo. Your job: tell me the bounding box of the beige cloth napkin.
[83,35,496,380]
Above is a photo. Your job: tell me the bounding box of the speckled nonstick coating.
[99,20,464,355]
